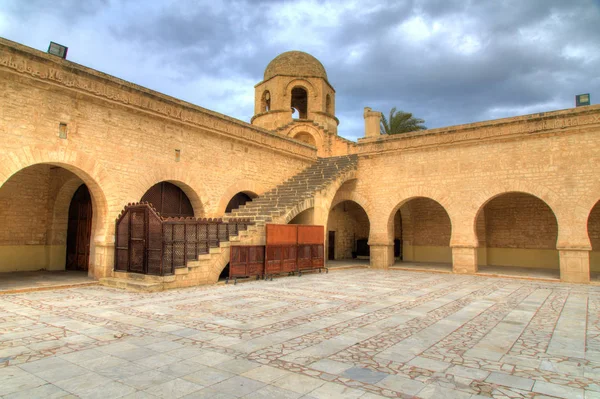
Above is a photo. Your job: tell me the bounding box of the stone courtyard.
[1,269,599,399]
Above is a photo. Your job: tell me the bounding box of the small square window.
[58,123,67,139]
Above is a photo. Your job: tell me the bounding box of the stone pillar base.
[369,244,394,269]
[559,249,590,283]
[452,246,478,274]
[91,241,115,280]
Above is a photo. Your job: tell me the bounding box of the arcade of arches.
[1,39,600,285]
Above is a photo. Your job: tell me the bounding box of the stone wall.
[0,38,316,278]
[351,104,600,282]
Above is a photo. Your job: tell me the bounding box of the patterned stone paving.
[0,269,599,399]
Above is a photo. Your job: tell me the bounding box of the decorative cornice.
[0,38,316,161]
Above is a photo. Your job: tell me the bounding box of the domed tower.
[251,51,339,155]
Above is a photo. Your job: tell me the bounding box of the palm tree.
[380,107,427,135]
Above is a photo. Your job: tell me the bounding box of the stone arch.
[293,131,317,147]
[127,167,208,218]
[283,79,318,100]
[287,125,323,147]
[384,188,455,246]
[284,198,315,224]
[280,169,360,226]
[473,190,560,271]
[329,189,375,224]
[0,146,112,277]
[0,146,112,242]
[469,183,564,240]
[586,200,600,276]
[574,181,600,250]
[216,180,267,216]
[387,195,453,265]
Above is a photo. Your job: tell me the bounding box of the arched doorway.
[587,201,600,281]
[66,185,93,271]
[225,192,256,213]
[327,200,370,261]
[392,197,452,271]
[291,87,308,119]
[0,164,102,274]
[141,182,194,218]
[476,192,559,278]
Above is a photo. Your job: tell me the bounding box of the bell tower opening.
[291,87,308,119]
[261,90,271,112]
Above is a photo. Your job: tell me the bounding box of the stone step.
[99,277,163,292]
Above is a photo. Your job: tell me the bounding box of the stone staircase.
[101,155,358,291]
[224,154,358,239]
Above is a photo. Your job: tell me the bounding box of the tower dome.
[264,51,328,81]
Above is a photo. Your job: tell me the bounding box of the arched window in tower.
[326,94,332,114]
[291,87,308,119]
[261,90,271,112]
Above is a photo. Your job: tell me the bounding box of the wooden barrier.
[227,245,265,285]
[297,225,325,275]
[264,224,326,280]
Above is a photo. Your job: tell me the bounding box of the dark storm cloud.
[109,0,279,79]
[1,0,598,139]
[320,0,600,132]
[6,0,108,20]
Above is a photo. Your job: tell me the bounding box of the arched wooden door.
[141,182,194,218]
[66,185,93,271]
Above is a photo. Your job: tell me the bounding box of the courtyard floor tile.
[1,269,599,398]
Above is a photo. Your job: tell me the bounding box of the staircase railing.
[115,203,252,276]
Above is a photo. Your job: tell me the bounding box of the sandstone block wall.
[0,39,316,277]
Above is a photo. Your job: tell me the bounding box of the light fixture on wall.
[48,42,68,59]
[175,149,181,162]
[576,93,591,107]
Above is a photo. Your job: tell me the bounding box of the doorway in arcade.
[326,200,370,261]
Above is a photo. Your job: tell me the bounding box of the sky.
[1,0,599,141]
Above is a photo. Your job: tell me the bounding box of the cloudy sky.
[1,0,598,141]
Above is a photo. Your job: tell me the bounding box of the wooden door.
[141,182,194,218]
[328,231,335,260]
[66,185,93,271]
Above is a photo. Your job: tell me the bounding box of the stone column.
[364,107,382,139]
[558,248,590,283]
[452,246,478,274]
[369,241,394,269]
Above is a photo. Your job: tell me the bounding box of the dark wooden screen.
[116,203,251,276]
[141,182,194,218]
[115,204,164,275]
[66,185,93,271]
[229,245,264,281]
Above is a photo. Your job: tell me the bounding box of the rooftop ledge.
[358,103,600,149]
